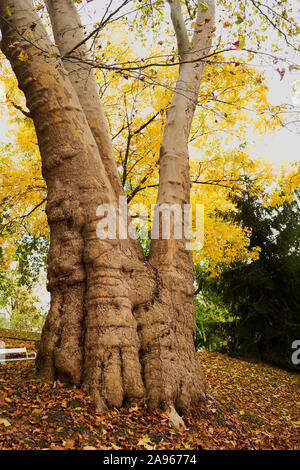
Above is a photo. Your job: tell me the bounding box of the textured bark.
[0,0,214,417]
[45,0,123,199]
[144,0,214,412]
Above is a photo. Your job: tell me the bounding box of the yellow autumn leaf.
[137,436,155,450]
[0,418,11,427]
[17,50,28,62]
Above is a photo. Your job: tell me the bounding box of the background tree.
[0,234,47,331]
[195,187,300,369]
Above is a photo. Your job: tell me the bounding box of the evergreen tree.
[215,189,300,368]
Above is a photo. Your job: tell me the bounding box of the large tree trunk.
[0,0,214,417]
[45,0,123,199]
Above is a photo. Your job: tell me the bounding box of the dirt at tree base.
[0,338,298,450]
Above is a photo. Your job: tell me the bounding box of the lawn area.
[0,333,299,450]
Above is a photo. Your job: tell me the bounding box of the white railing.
[0,343,36,363]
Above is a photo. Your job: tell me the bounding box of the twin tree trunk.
[0,0,214,416]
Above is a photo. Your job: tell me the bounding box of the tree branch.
[194,278,204,296]
[248,0,299,52]
[167,0,190,56]
[9,101,32,118]
[192,0,215,53]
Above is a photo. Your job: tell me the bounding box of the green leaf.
[6,6,12,17]
[26,32,34,42]
[235,15,244,25]
[239,36,246,49]
[69,400,82,408]
[199,1,208,14]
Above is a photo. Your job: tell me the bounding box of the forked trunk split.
[0,0,214,418]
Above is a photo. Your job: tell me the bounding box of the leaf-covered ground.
[0,335,299,450]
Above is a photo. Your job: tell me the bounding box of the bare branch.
[62,0,133,58]
[248,0,300,52]
[9,101,32,118]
